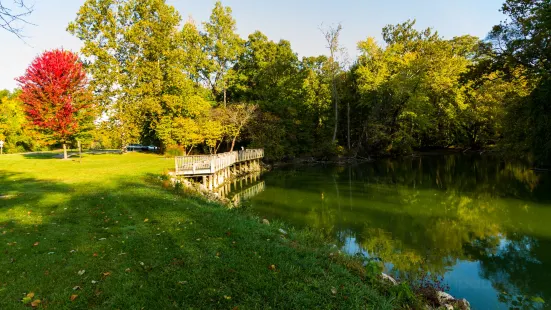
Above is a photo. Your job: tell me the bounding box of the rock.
[380,273,398,286]
[262,219,270,225]
[455,298,471,310]
[436,291,455,305]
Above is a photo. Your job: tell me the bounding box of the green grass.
[0,152,416,309]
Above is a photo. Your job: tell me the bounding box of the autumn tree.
[16,49,93,159]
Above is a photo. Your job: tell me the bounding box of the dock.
[174,149,264,190]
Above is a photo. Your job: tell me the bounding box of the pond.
[226,154,551,309]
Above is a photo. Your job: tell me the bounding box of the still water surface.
[228,154,551,309]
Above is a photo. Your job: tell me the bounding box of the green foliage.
[0,90,49,153]
[164,144,185,157]
[199,1,244,105]
[487,0,551,165]
[61,1,547,164]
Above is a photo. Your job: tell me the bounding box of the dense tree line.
[0,0,549,165]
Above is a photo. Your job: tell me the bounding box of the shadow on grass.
[0,173,404,310]
[0,170,72,212]
[20,152,59,160]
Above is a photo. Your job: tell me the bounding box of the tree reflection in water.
[243,154,550,309]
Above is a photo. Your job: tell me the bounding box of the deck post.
[202,176,206,188]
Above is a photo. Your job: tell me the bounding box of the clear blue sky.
[0,0,505,90]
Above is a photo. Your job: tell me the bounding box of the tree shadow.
[0,175,390,309]
[20,152,60,159]
[0,170,71,212]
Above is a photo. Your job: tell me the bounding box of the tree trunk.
[63,143,68,160]
[223,79,227,107]
[230,136,237,152]
[331,78,339,144]
[347,101,350,150]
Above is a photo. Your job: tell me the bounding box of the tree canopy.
[2,0,549,167]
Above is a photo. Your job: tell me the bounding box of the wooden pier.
[174,149,264,190]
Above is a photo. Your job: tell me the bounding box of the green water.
[230,154,551,309]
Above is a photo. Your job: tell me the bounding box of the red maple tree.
[16,49,92,159]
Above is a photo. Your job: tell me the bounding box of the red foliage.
[16,49,91,142]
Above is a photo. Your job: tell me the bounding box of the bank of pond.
[214,153,550,309]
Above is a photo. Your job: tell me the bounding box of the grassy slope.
[0,153,411,309]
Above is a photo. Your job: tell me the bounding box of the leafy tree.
[68,0,200,149]
[16,49,93,159]
[354,21,485,155]
[201,1,244,106]
[488,0,551,165]
[172,117,203,155]
[217,103,257,152]
[0,90,42,153]
[202,119,224,154]
[320,23,345,145]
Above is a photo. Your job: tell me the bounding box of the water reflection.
[216,172,265,206]
[229,154,551,309]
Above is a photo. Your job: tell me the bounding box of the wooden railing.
[175,149,264,175]
[238,149,264,162]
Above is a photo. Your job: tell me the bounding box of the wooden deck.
[174,149,264,190]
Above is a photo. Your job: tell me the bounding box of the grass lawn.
[0,152,415,309]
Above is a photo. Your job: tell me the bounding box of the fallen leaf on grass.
[93,253,98,257]
[143,218,149,222]
[73,286,81,291]
[125,268,131,272]
[268,264,276,271]
[331,287,337,295]
[102,272,111,278]
[78,270,85,276]
[33,242,39,247]
[31,299,41,307]
[224,295,231,300]
[26,292,35,299]
[70,294,78,301]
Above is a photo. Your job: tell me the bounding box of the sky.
[0,0,506,90]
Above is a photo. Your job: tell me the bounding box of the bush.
[164,145,185,157]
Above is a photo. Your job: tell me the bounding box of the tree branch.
[0,0,35,39]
